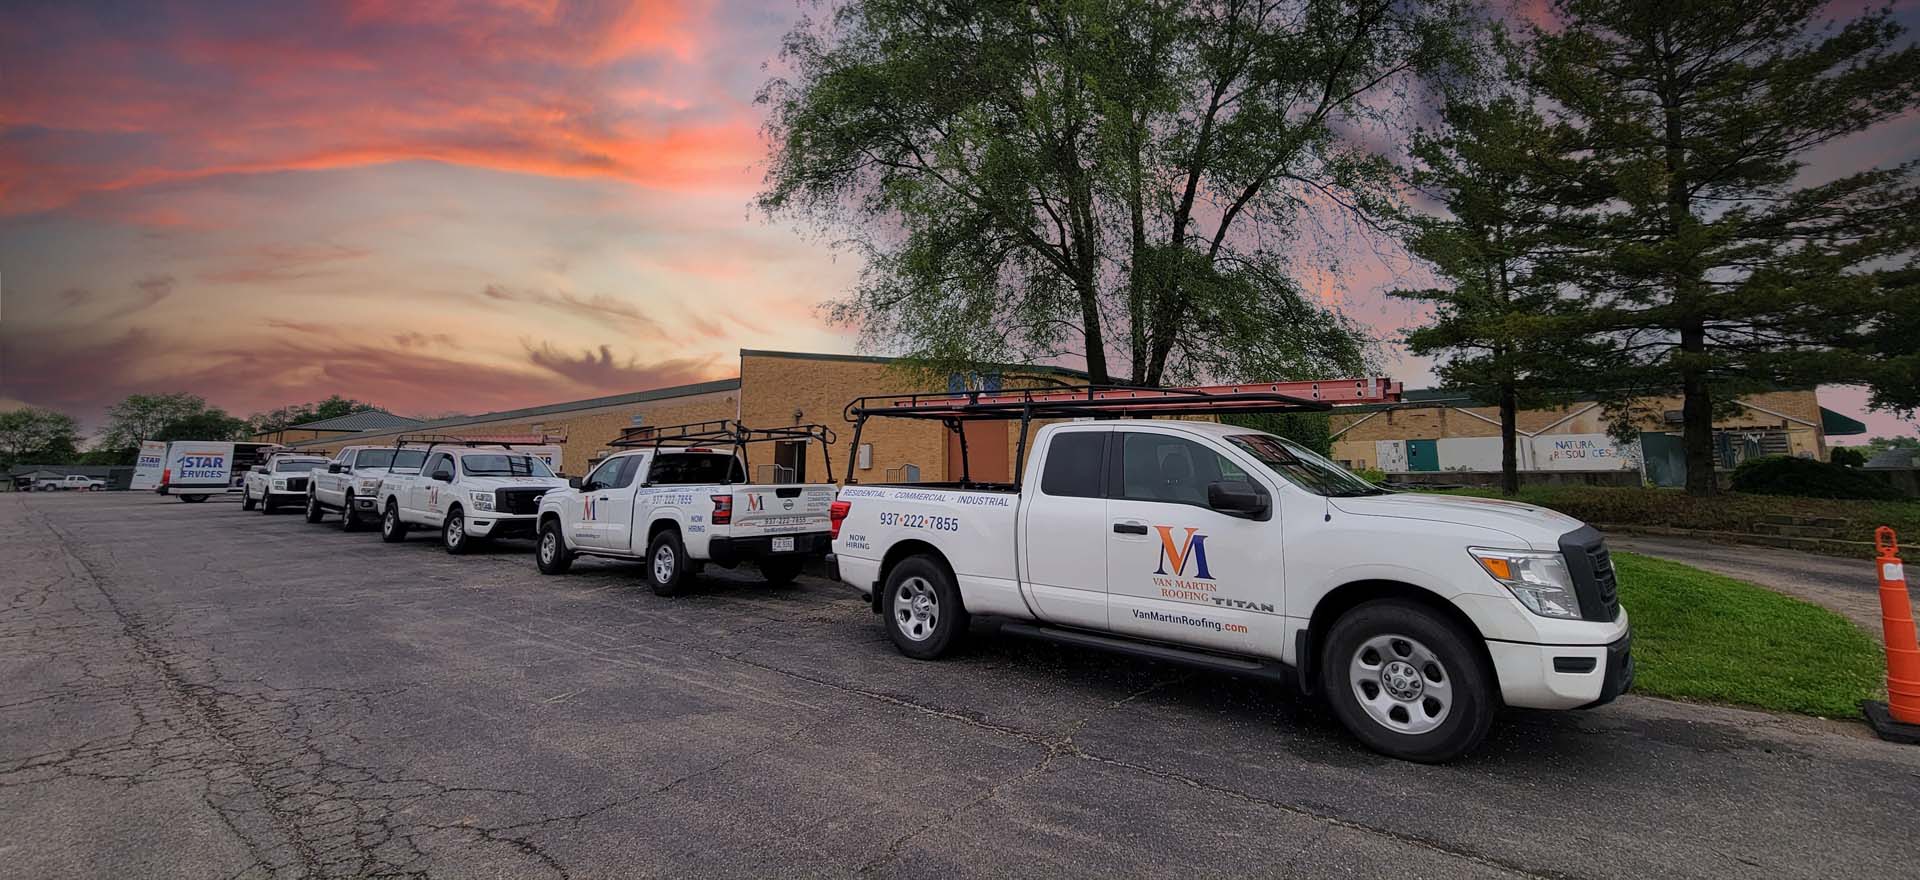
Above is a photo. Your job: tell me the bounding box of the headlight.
[469,491,496,512]
[1469,548,1581,619]
[272,479,287,490]
[355,477,382,493]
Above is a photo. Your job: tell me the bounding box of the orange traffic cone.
[1863,527,1920,743]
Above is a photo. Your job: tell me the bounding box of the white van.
[159,441,235,502]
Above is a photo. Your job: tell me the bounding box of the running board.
[997,622,1293,685]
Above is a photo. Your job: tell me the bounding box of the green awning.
[1820,406,1868,436]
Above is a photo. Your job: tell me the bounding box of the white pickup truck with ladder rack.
[827,379,1632,763]
[375,435,570,554]
[534,420,839,595]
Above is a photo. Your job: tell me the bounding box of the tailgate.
[729,484,835,537]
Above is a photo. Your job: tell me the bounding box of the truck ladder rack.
[609,420,838,483]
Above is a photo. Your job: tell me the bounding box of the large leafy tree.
[1530,0,1920,495]
[1393,89,1600,494]
[0,406,82,468]
[248,395,378,436]
[759,0,1474,385]
[97,392,248,453]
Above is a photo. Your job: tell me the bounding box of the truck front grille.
[285,477,308,493]
[494,488,550,515]
[1559,526,1621,622]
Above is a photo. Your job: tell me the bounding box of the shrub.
[1829,446,1867,468]
[1728,455,1903,501]
[1355,467,1387,485]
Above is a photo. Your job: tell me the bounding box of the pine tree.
[1530,0,1920,495]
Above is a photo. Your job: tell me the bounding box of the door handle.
[1113,522,1149,535]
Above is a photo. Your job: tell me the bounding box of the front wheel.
[241,488,257,511]
[380,501,408,543]
[536,519,573,575]
[646,530,689,596]
[340,493,364,532]
[1320,600,1495,764]
[442,506,473,555]
[759,557,803,587]
[259,491,275,514]
[304,493,325,523]
[882,556,968,660]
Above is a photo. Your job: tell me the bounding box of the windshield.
[460,454,554,478]
[274,459,327,473]
[1226,434,1385,497]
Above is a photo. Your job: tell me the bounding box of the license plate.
[771,536,795,553]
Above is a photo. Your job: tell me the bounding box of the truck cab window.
[584,456,626,490]
[1039,431,1105,498]
[1116,432,1245,506]
[646,453,744,485]
[1225,434,1383,497]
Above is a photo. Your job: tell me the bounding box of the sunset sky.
[2,0,1915,442]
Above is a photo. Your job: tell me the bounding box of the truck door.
[418,453,454,519]
[578,454,644,552]
[1103,430,1278,654]
[1017,426,1111,630]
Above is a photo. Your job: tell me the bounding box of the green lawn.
[1614,551,1883,718]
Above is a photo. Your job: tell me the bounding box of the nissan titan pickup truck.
[827,382,1632,763]
[242,452,331,513]
[535,421,837,595]
[304,445,426,529]
[376,436,570,553]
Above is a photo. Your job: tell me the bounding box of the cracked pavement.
[3,492,1917,878]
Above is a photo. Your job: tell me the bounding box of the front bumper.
[1489,630,1634,711]
[707,532,832,565]
[463,514,538,539]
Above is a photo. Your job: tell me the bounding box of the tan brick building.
[283,350,1085,483]
[1327,387,1865,483]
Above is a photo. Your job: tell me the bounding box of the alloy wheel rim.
[540,531,557,563]
[1349,633,1452,735]
[652,544,675,582]
[893,577,939,642]
[447,517,463,546]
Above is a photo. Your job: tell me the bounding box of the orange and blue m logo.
[1153,526,1213,580]
[582,495,597,521]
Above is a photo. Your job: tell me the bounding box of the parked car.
[376,437,570,553]
[242,453,331,513]
[826,382,1632,763]
[303,445,426,530]
[533,421,838,593]
[35,474,106,491]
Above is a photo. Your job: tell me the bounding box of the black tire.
[442,505,473,555]
[536,519,573,575]
[340,493,363,532]
[380,500,408,543]
[881,555,968,660]
[241,488,257,511]
[1319,600,1495,764]
[304,493,325,523]
[259,490,275,514]
[759,557,803,586]
[179,494,206,503]
[645,529,689,596]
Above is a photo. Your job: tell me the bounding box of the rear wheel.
[380,500,408,543]
[882,556,968,660]
[759,557,803,586]
[304,493,325,523]
[442,506,473,555]
[536,519,573,575]
[1320,600,1495,764]
[646,530,689,596]
[179,494,206,503]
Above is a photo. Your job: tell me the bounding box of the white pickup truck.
[534,421,838,595]
[376,439,570,553]
[827,383,1632,763]
[242,452,332,513]
[35,474,106,491]
[302,445,426,530]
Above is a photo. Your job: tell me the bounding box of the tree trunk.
[1679,322,1715,496]
[1499,382,1520,496]
[1076,268,1110,384]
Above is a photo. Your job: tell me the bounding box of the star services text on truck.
[533,421,838,594]
[826,381,1632,763]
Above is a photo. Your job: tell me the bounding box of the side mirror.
[432,469,454,483]
[568,476,584,489]
[327,463,344,473]
[1207,480,1269,519]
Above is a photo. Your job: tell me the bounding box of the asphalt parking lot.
[4,491,1918,879]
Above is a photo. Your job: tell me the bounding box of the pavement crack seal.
[13,507,562,879]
